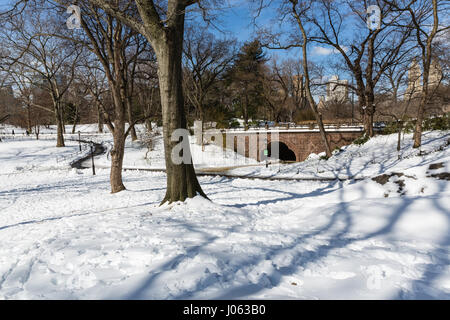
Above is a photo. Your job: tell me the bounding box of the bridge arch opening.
[265,141,296,162]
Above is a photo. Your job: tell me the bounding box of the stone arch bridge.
[199,126,365,162]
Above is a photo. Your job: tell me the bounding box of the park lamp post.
[78,131,81,151]
[90,142,96,176]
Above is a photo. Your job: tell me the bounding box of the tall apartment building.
[405,58,443,99]
[325,75,348,102]
[277,74,305,99]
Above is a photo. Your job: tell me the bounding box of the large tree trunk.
[155,24,206,205]
[55,102,65,147]
[61,106,66,134]
[108,76,128,193]
[26,105,32,133]
[110,121,126,193]
[109,81,127,193]
[243,93,249,131]
[365,110,374,137]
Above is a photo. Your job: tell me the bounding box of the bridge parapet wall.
[201,129,363,162]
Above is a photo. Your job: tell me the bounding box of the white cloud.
[312,47,334,55]
[311,46,349,56]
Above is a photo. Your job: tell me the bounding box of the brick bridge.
[198,126,365,162]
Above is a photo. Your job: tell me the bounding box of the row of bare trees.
[0,0,208,203]
[257,0,447,154]
[0,0,448,204]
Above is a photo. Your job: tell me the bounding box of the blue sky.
[195,0,304,61]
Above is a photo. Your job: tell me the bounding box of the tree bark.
[243,93,249,131]
[110,122,126,193]
[109,77,127,193]
[26,105,32,133]
[155,19,207,204]
[61,106,66,134]
[364,86,375,137]
[108,63,128,193]
[55,101,65,147]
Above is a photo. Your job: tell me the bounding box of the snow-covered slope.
[0,130,448,299]
[227,130,450,179]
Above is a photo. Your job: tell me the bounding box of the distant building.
[317,96,326,110]
[31,74,65,90]
[291,75,304,96]
[405,58,443,99]
[326,75,348,102]
[429,59,443,88]
[278,74,305,100]
[405,58,422,99]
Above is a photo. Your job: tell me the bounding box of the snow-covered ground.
[0,123,257,170]
[94,134,258,171]
[226,130,450,179]
[0,127,449,299]
[0,139,91,174]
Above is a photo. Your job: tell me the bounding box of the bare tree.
[131,46,160,132]
[386,0,449,148]
[377,59,415,156]
[0,8,82,147]
[304,0,413,137]
[256,0,332,157]
[183,26,236,122]
[135,66,160,132]
[260,60,288,123]
[70,0,212,203]
[282,58,308,112]
[73,3,146,193]
[78,59,110,133]
[1,63,35,133]
[183,26,236,146]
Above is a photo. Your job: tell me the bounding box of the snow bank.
[227,130,450,179]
